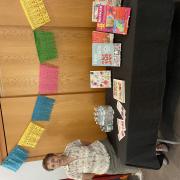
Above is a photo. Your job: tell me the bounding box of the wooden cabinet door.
[1,93,106,160]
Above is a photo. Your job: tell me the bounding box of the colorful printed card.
[97,5,131,35]
[117,101,126,120]
[113,79,125,103]
[32,95,55,121]
[34,31,58,63]
[92,0,122,22]
[2,146,28,172]
[92,43,121,67]
[39,64,59,94]
[117,118,126,141]
[20,0,50,30]
[90,71,111,88]
[18,122,45,148]
[92,31,114,43]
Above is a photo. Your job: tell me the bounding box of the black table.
[106,0,174,169]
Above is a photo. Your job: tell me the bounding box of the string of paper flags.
[1,0,58,172]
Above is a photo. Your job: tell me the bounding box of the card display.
[97,5,131,35]
[92,43,121,67]
[90,71,111,88]
[92,31,114,43]
[113,79,125,103]
[92,0,122,22]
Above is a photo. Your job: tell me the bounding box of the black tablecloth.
[106,0,174,169]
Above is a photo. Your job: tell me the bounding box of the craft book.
[97,5,131,35]
[92,43,121,67]
[92,31,114,43]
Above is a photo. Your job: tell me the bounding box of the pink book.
[96,5,114,33]
[39,64,59,94]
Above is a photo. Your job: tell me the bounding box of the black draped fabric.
[159,0,180,143]
[106,0,174,169]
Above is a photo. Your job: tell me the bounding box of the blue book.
[32,95,55,121]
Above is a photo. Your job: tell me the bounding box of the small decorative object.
[2,146,28,172]
[20,0,50,30]
[32,95,55,121]
[94,105,114,132]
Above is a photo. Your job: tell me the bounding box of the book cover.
[92,0,122,22]
[90,71,111,88]
[92,43,121,67]
[96,5,131,35]
[97,5,114,33]
[113,79,125,103]
[92,31,114,43]
[114,7,131,35]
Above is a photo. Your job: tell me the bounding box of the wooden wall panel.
[0,26,104,97]
[1,93,106,158]
[0,0,95,28]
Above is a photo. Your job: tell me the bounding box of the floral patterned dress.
[64,140,110,180]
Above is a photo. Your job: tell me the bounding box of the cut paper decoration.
[39,64,59,94]
[20,0,50,30]
[113,79,125,103]
[18,122,45,148]
[92,31,114,43]
[92,43,121,67]
[34,31,58,63]
[32,95,55,121]
[90,70,111,88]
[2,146,28,172]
